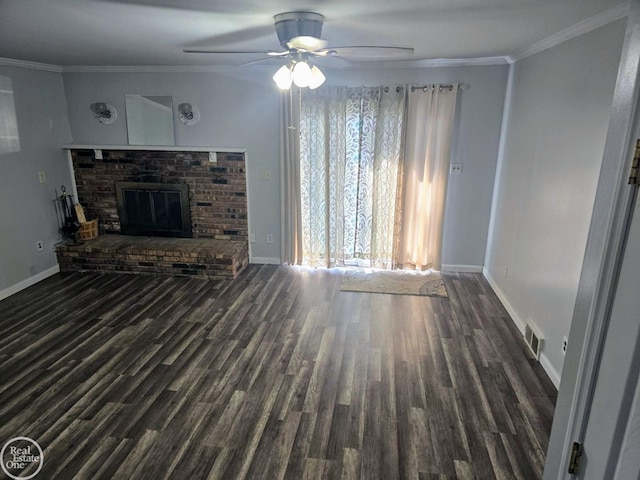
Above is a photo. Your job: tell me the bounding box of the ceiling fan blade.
[287,36,328,52]
[319,46,414,59]
[99,0,258,13]
[267,51,290,57]
[239,56,287,67]
[183,49,285,55]
[182,24,276,50]
[308,54,351,69]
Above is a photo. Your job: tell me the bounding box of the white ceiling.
[0,0,627,68]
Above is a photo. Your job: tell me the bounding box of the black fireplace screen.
[115,182,192,237]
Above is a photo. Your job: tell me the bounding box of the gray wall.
[484,20,626,383]
[0,66,73,295]
[63,64,508,267]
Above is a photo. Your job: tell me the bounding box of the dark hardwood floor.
[0,266,556,479]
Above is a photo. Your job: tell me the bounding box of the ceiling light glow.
[274,61,325,90]
[273,64,293,90]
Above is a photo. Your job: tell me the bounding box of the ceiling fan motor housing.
[274,12,324,47]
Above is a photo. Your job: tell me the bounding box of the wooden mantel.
[62,144,246,153]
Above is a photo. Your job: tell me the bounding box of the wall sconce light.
[178,103,200,126]
[90,102,117,124]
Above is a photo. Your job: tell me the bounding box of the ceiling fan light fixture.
[292,61,312,88]
[274,12,324,47]
[273,64,293,90]
[308,65,326,89]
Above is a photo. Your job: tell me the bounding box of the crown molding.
[61,64,240,73]
[61,56,509,73]
[0,57,63,73]
[387,56,509,68]
[0,56,510,74]
[507,2,630,63]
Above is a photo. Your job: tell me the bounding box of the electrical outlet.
[36,241,44,251]
[450,163,462,175]
[266,233,274,244]
[562,336,568,355]
[38,171,46,183]
[250,233,256,243]
[261,170,272,181]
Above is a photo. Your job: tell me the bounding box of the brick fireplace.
[55,147,250,280]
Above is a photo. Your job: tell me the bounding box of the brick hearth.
[56,236,248,280]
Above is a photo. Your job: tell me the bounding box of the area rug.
[340,270,448,297]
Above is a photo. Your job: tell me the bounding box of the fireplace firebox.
[115,182,192,237]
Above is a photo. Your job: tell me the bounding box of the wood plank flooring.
[0,266,557,479]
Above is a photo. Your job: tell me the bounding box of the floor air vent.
[524,323,544,360]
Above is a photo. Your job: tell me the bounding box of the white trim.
[482,267,526,333]
[62,144,246,153]
[507,3,630,63]
[0,265,60,302]
[349,56,509,69]
[61,58,509,73]
[2,58,510,74]
[66,150,79,200]
[244,151,253,264]
[540,352,562,389]
[0,57,63,73]
[64,65,232,74]
[250,257,281,265]
[440,264,483,273]
[406,56,509,67]
[61,65,240,73]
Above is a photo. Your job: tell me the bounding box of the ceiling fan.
[184,11,414,89]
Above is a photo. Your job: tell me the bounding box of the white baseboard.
[250,256,281,265]
[482,267,526,334]
[0,265,60,302]
[441,264,484,273]
[483,267,561,389]
[539,352,561,389]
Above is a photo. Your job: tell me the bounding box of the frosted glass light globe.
[308,66,326,89]
[292,61,312,88]
[273,64,293,90]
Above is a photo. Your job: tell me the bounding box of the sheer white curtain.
[399,84,458,271]
[280,89,303,265]
[299,86,405,268]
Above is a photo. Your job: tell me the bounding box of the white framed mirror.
[125,95,175,146]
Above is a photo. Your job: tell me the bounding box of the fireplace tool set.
[54,185,83,245]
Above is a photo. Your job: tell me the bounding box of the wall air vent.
[524,323,544,360]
